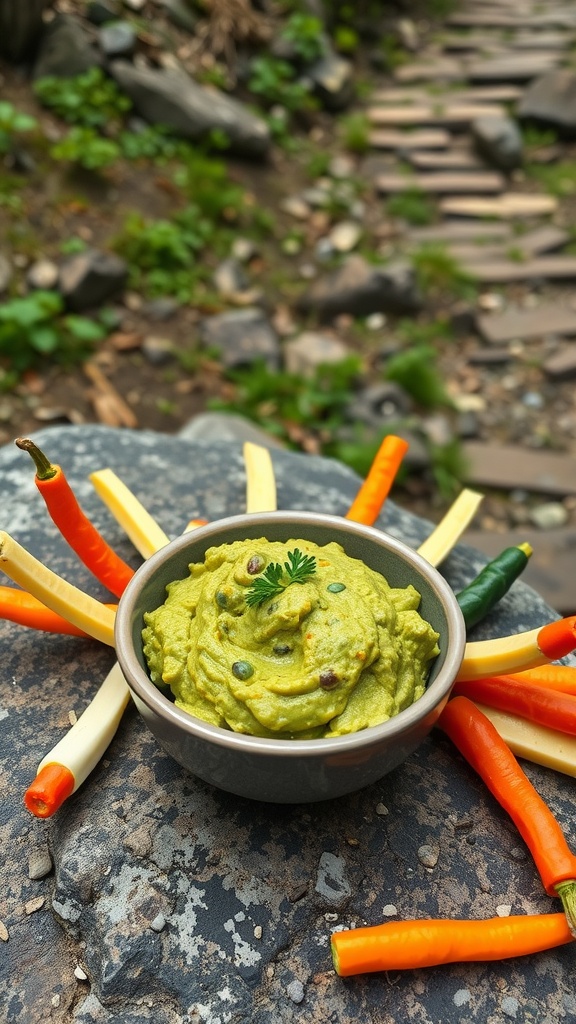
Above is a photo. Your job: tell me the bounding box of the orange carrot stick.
[511,666,576,695]
[24,764,75,818]
[0,585,117,635]
[452,676,576,736]
[438,696,576,932]
[345,434,409,525]
[537,617,576,661]
[331,914,572,976]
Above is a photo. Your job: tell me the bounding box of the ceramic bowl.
[114,511,466,803]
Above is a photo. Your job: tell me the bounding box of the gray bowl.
[114,511,466,803]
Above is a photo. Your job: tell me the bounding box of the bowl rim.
[114,510,466,758]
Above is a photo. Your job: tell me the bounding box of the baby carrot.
[511,666,576,695]
[453,677,576,735]
[331,913,572,975]
[438,696,576,934]
[16,437,134,599]
[538,617,576,661]
[345,434,409,525]
[0,584,116,636]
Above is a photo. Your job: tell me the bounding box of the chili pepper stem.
[556,881,576,938]
[15,437,57,480]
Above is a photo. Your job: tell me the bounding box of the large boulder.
[297,254,422,321]
[1,422,574,1023]
[108,61,271,158]
[32,14,102,80]
[518,69,576,138]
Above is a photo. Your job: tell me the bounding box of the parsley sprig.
[245,548,317,607]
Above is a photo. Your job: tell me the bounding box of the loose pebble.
[25,896,45,915]
[74,964,88,981]
[51,994,60,1007]
[529,501,569,529]
[496,905,512,917]
[28,844,53,880]
[417,844,439,868]
[150,913,166,932]
[253,925,263,939]
[375,802,389,816]
[68,709,78,726]
[286,979,305,1004]
[382,904,398,917]
[453,988,471,1007]
[502,995,520,1018]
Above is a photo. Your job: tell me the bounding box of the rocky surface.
[1,422,575,1023]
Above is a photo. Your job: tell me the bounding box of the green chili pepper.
[456,542,532,631]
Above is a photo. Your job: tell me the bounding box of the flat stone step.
[476,303,576,343]
[461,256,576,283]
[394,59,465,83]
[463,441,576,496]
[407,149,486,170]
[463,528,576,616]
[369,128,452,150]
[367,103,505,128]
[370,85,523,104]
[375,171,506,195]
[510,225,570,258]
[447,10,576,29]
[542,346,576,380]
[465,51,563,82]
[407,220,513,243]
[441,31,571,52]
[447,226,570,263]
[439,193,558,217]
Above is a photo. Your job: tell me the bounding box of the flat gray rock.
[2,425,574,1024]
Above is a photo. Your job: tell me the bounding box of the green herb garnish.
[245,548,317,607]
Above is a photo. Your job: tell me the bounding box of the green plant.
[210,356,362,442]
[172,152,245,221]
[59,236,89,255]
[525,161,576,198]
[333,25,359,53]
[119,124,180,162]
[34,68,132,128]
[384,344,453,409]
[112,210,214,299]
[50,127,120,170]
[0,291,106,375]
[386,188,435,226]
[0,101,37,154]
[427,438,467,500]
[340,112,370,154]
[280,12,325,64]
[248,56,313,112]
[411,243,475,298]
[378,35,409,71]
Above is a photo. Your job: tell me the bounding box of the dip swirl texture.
[142,538,440,739]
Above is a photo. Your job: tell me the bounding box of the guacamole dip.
[142,538,440,740]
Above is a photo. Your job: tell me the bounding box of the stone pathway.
[359,0,576,613]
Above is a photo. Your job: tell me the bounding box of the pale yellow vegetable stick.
[243,442,277,513]
[28,661,130,802]
[417,488,484,567]
[475,702,576,779]
[457,626,550,682]
[90,468,170,559]
[23,498,175,818]
[0,531,115,645]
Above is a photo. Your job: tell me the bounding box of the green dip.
[142,538,440,740]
